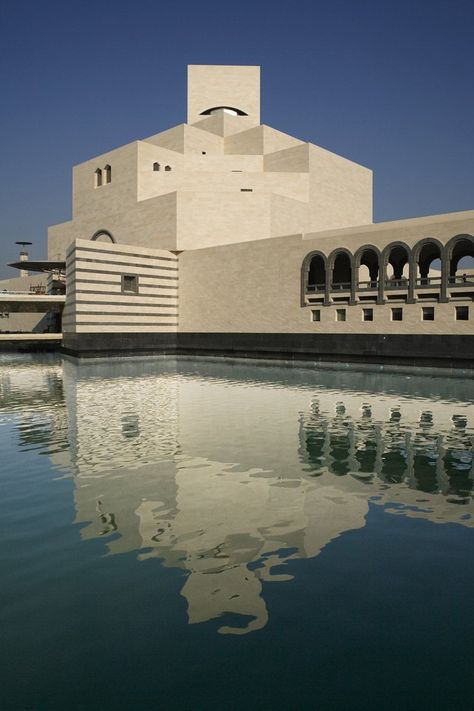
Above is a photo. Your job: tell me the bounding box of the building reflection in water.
[1,355,473,634]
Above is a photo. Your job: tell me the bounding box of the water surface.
[1,354,473,710]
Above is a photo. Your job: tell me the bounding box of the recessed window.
[456,306,469,321]
[422,307,435,321]
[94,168,102,188]
[312,309,321,322]
[336,308,346,322]
[362,308,373,322]
[104,165,111,184]
[202,151,206,155]
[164,165,172,172]
[153,162,160,171]
[391,307,403,321]
[122,274,138,294]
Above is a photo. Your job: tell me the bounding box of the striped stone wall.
[63,239,178,333]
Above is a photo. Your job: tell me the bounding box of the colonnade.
[302,234,474,305]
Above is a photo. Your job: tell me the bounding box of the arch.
[199,106,248,116]
[90,229,116,244]
[412,237,444,285]
[301,250,328,304]
[104,164,111,184]
[328,248,353,290]
[153,162,160,171]
[94,168,102,188]
[354,244,381,288]
[445,234,474,279]
[382,241,412,284]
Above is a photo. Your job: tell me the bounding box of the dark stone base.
[60,332,474,371]
[61,332,177,358]
[0,339,61,353]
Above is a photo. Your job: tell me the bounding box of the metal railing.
[0,290,65,296]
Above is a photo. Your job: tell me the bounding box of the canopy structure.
[8,260,66,273]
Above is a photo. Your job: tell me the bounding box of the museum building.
[6,65,474,367]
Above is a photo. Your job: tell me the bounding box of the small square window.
[122,274,138,294]
[391,307,403,321]
[312,309,321,322]
[362,308,373,322]
[422,307,434,321]
[336,308,346,322]
[456,306,469,321]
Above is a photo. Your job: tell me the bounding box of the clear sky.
[0,0,473,277]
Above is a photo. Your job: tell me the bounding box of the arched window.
[164,165,172,172]
[331,252,352,290]
[104,165,111,184]
[153,162,160,171]
[447,236,474,283]
[384,244,411,287]
[307,255,326,292]
[95,169,102,188]
[91,229,115,244]
[416,241,442,286]
[356,247,380,289]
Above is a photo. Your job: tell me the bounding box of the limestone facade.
[46,65,473,353]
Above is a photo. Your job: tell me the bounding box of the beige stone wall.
[187,65,260,126]
[177,191,270,250]
[72,142,138,221]
[48,65,374,257]
[303,209,474,252]
[179,212,474,336]
[308,145,373,232]
[63,239,178,333]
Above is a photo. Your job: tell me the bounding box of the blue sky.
[0,0,473,276]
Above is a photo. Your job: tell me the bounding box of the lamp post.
[15,241,32,278]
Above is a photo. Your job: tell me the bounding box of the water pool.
[1,354,473,710]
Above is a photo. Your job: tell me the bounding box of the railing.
[448,276,474,287]
[306,274,474,297]
[384,279,409,290]
[357,280,378,290]
[0,290,65,296]
[415,276,441,287]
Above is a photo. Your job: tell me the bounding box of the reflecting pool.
[1,354,473,710]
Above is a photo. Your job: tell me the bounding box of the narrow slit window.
[240,188,253,192]
[104,165,111,184]
[122,274,139,294]
[153,162,160,171]
[95,169,102,188]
